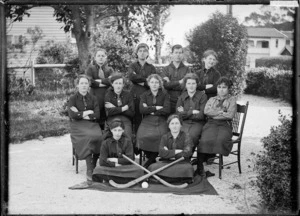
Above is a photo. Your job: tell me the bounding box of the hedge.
[255,56,293,70]
[244,67,292,103]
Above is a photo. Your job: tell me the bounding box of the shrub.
[244,67,292,103]
[186,11,248,96]
[256,113,293,213]
[35,40,78,91]
[256,56,293,70]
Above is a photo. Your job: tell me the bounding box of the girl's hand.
[205,84,213,89]
[164,146,168,150]
[70,106,78,112]
[105,102,116,108]
[138,82,144,86]
[177,106,184,112]
[143,103,148,107]
[83,116,90,120]
[163,77,170,82]
[175,149,183,154]
[115,163,121,167]
[156,106,163,110]
[107,158,118,163]
[192,110,200,114]
[179,79,184,84]
[122,105,129,111]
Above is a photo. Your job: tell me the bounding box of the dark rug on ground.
[69,175,218,195]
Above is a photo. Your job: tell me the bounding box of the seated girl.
[92,119,143,183]
[176,73,207,148]
[148,114,194,184]
[136,74,171,168]
[68,74,103,181]
[104,74,135,141]
[196,77,237,177]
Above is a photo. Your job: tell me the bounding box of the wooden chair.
[214,101,249,179]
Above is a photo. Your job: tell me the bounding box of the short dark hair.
[110,73,125,84]
[109,118,125,130]
[182,73,199,89]
[202,49,217,59]
[171,44,183,53]
[216,76,232,89]
[75,74,90,85]
[167,114,183,126]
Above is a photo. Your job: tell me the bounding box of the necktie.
[203,68,209,84]
[82,96,87,110]
[152,94,157,105]
[172,138,176,150]
[98,66,105,79]
[189,97,195,110]
[117,95,122,107]
[216,98,225,109]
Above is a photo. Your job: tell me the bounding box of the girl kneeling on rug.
[68,74,103,181]
[93,119,143,183]
[196,77,237,177]
[148,114,194,184]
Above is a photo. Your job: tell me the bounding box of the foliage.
[256,113,293,212]
[186,12,248,96]
[9,98,70,143]
[91,27,135,73]
[244,67,292,103]
[35,40,78,91]
[243,6,295,30]
[7,73,34,100]
[255,56,293,70]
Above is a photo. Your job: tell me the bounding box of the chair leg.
[75,153,79,174]
[139,150,142,165]
[72,147,75,166]
[238,147,242,174]
[219,154,223,179]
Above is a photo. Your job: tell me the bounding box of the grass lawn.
[9,96,70,143]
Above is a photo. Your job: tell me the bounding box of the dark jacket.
[161,62,191,91]
[68,92,99,121]
[195,67,221,99]
[99,135,134,167]
[86,61,114,88]
[159,131,193,160]
[104,88,135,118]
[139,89,171,117]
[176,90,207,121]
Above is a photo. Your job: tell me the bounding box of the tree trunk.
[70,5,93,73]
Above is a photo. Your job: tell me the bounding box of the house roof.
[280,45,293,55]
[247,27,288,38]
[281,31,294,39]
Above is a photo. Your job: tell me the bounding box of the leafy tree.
[186,11,248,95]
[5,2,163,72]
[243,6,295,30]
[145,5,171,64]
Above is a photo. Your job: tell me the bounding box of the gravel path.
[8,94,292,214]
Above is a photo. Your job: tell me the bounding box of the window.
[248,40,254,47]
[286,40,290,45]
[262,41,269,48]
[276,39,278,48]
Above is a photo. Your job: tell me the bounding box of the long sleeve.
[89,97,100,120]
[175,133,193,159]
[68,95,84,120]
[204,97,220,117]
[86,65,101,88]
[139,93,157,114]
[128,64,146,84]
[154,93,171,116]
[218,97,237,120]
[176,96,192,120]
[204,70,221,95]
[101,67,114,86]
[104,92,123,116]
[159,135,176,159]
[99,141,116,167]
[190,94,207,121]
[122,93,135,118]
[117,139,134,165]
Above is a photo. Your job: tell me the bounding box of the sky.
[142,4,263,57]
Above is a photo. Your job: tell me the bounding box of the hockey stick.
[122,154,188,188]
[109,157,184,188]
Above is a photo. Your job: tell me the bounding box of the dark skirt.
[70,120,102,160]
[181,120,205,147]
[106,115,132,141]
[198,119,233,156]
[168,90,182,114]
[136,115,168,152]
[148,160,194,182]
[90,87,108,123]
[92,164,144,183]
[131,84,148,132]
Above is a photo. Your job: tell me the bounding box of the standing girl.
[86,48,114,128]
